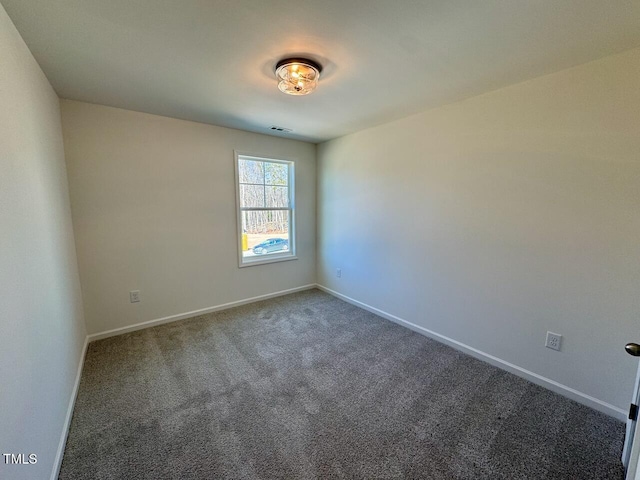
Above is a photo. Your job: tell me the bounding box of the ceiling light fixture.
[275,58,322,96]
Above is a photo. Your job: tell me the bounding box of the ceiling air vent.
[270,126,293,133]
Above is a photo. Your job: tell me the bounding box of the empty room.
[2,1,640,479]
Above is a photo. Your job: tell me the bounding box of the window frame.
[234,151,297,268]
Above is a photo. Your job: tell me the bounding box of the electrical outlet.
[336,268,342,278]
[545,331,562,351]
[130,290,141,303]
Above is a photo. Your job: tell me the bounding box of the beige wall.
[317,47,640,416]
[61,100,316,335]
[0,4,86,480]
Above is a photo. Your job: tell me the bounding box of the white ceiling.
[4,0,640,143]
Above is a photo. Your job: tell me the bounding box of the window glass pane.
[265,162,288,185]
[266,186,289,208]
[241,210,290,259]
[237,156,294,265]
[240,184,265,208]
[238,159,264,184]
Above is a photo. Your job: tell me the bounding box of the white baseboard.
[316,284,627,421]
[87,284,317,342]
[50,335,89,480]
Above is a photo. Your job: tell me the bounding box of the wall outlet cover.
[545,331,562,351]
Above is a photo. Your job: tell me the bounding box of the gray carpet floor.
[60,289,625,479]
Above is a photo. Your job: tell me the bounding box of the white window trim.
[234,151,297,268]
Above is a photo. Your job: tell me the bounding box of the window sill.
[239,254,298,268]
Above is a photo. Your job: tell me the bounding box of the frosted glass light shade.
[275,58,321,96]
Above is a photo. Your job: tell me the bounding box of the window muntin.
[235,154,295,266]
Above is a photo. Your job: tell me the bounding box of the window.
[234,153,296,267]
